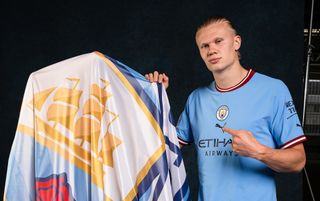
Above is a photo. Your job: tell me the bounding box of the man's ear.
[234,35,241,50]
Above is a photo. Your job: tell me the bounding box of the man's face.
[196,21,241,73]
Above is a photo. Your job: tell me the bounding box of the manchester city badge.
[216,105,229,121]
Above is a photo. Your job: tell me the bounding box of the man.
[146,16,306,201]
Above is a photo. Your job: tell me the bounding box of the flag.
[3,51,190,201]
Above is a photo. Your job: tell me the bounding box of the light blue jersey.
[177,69,306,201]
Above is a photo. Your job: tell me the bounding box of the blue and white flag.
[4,52,190,201]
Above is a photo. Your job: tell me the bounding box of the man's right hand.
[145,71,169,89]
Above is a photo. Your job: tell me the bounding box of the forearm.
[254,144,306,173]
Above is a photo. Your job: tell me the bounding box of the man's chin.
[207,65,226,73]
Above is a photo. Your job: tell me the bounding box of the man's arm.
[258,143,305,172]
[223,127,306,173]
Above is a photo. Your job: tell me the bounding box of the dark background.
[0,0,315,200]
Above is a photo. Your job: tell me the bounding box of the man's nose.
[207,44,217,56]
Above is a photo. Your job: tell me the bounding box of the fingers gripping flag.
[3,52,190,201]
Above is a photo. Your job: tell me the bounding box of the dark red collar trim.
[216,69,255,92]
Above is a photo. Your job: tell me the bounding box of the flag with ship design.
[3,52,190,201]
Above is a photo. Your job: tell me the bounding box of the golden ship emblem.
[29,77,121,199]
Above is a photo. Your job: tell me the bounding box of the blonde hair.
[195,16,241,59]
[196,16,238,37]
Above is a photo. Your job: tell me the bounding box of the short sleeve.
[271,81,306,149]
[176,97,194,145]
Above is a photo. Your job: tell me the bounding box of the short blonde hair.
[196,16,238,37]
[195,16,241,59]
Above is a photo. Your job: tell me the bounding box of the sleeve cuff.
[280,135,307,149]
[178,137,193,145]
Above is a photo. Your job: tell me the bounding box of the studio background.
[0,0,305,200]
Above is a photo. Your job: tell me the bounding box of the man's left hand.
[223,127,266,159]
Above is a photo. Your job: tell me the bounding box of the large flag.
[3,52,190,201]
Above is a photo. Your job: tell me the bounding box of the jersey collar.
[215,69,255,92]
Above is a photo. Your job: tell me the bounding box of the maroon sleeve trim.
[178,137,192,146]
[280,135,307,149]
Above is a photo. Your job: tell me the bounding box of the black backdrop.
[0,0,305,200]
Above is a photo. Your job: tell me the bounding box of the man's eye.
[201,44,209,49]
[216,39,223,43]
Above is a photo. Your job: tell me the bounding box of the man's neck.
[213,64,248,89]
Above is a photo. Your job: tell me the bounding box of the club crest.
[216,105,229,121]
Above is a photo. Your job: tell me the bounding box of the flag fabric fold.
[4,51,190,201]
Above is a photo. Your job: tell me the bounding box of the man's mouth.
[209,58,221,64]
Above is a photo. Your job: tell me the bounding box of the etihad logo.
[216,105,229,121]
[198,138,237,157]
[205,150,237,157]
[198,138,232,148]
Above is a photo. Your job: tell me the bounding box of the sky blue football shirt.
[177,70,306,201]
